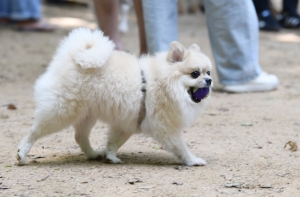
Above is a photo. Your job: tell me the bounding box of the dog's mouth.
[188,87,210,103]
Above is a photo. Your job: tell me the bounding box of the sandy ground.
[1,4,300,197]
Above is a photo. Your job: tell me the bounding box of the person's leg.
[142,0,178,54]
[93,0,124,50]
[252,0,281,31]
[252,0,269,14]
[9,0,55,32]
[134,0,147,55]
[0,0,10,24]
[10,0,41,20]
[203,0,260,85]
[0,0,10,18]
[203,0,278,92]
[283,0,299,16]
[281,0,300,28]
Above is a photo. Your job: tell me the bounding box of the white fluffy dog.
[17,28,213,166]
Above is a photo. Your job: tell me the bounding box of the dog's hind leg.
[74,114,99,160]
[105,128,132,163]
[17,114,75,165]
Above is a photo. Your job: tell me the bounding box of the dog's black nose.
[205,78,212,85]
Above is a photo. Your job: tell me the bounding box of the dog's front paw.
[184,157,207,166]
[106,155,122,164]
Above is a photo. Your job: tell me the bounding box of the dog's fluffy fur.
[17,28,213,166]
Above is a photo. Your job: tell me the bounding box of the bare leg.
[159,133,206,166]
[93,0,124,50]
[74,115,99,160]
[105,128,132,163]
[133,0,148,55]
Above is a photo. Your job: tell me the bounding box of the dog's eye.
[191,71,200,78]
[207,71,210,76]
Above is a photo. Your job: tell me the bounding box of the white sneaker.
[218,71,279,93]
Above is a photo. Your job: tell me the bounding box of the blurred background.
[0,0,299,84]
[1,1,300,196]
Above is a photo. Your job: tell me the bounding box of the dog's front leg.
[105,128,132,163]
[162,133,206,166]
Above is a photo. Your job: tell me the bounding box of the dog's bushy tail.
[55,28,115,69]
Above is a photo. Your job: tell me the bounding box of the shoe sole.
[221,84,279,93]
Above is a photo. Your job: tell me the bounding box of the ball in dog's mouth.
[190,87,210,103]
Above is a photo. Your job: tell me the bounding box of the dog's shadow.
[24,151,181,167]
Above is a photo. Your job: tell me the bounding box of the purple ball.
[193,88,209,100]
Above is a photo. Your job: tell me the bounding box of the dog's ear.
[167,41,187,63]
[189,44,201,53]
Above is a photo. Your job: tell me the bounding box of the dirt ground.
[1,3,300,197]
